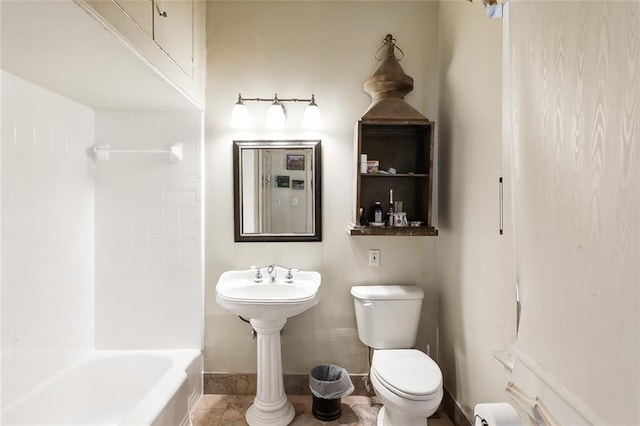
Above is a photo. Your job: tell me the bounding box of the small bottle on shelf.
[373,201,383,224]
[388,189,394,226]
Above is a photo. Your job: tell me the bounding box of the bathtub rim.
[1,348,202,425]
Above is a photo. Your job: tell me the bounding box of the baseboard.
[204,372,375,396]
[205,373,469,424]
[442,387,472,426]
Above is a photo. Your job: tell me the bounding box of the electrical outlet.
[369,249,380,267]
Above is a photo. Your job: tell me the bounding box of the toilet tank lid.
[351,285,424,300]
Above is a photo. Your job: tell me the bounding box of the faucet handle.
[250,265,264,283]
[284,268,299,283]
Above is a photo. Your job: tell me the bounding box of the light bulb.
[266,96,286,129]
[230,95,250,128]
[303,95,321,130]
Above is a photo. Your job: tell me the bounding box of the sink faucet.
[267,265,277,283]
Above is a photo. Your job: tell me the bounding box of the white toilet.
[351,285,443,426]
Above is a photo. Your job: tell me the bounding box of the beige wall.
[205,2,440,374]
[508,2,639,423]
[206,3,639,422]
[437,0,515,419]
[439,1,640,423]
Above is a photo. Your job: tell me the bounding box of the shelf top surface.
[347,224,438,237]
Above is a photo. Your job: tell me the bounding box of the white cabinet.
[114,0,153,36]
[153,0,193,76]
[82,0,204,108]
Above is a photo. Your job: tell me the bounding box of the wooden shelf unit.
[350,120,437,237]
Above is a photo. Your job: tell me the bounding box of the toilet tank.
[351,285,424,349]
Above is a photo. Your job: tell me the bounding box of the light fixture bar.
[231,93,321,130]
[238,94,314,104]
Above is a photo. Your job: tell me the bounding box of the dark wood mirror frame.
[233,140,322,242]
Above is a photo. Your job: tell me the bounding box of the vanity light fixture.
[230,93,321,129]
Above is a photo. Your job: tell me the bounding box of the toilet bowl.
[370,349,443,425]
[351,285,444,425]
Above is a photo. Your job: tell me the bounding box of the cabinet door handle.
[155,2,168,18]
[499,176,504,235]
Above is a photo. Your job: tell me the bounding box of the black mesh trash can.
[309,364,354,421]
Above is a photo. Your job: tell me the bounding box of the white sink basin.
[216,266,321,320]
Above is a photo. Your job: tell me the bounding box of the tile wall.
[1,72,204,407]
[1,71,95,406]
[94,111,203,349]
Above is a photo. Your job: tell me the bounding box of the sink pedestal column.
[245,318,295,426]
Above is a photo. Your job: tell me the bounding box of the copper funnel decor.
[361,34,429,122]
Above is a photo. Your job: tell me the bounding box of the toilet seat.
[371,349,442,401]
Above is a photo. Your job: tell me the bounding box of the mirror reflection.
[233,140,322,242]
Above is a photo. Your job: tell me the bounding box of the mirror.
[233,140,322,242]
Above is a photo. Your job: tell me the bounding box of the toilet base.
[377,406,385,426]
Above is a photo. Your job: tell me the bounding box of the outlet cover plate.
[369,249,380,267]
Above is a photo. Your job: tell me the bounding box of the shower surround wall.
[1,71,95,406]
[94,111,204,350]
[1,72,204,409]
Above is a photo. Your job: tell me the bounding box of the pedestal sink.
[216,266,321,426]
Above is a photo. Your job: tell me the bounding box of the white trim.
[510,345,607,425]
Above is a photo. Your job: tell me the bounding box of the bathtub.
[2,349,202,426]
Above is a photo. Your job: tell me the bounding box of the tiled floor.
[192,394,454,426]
